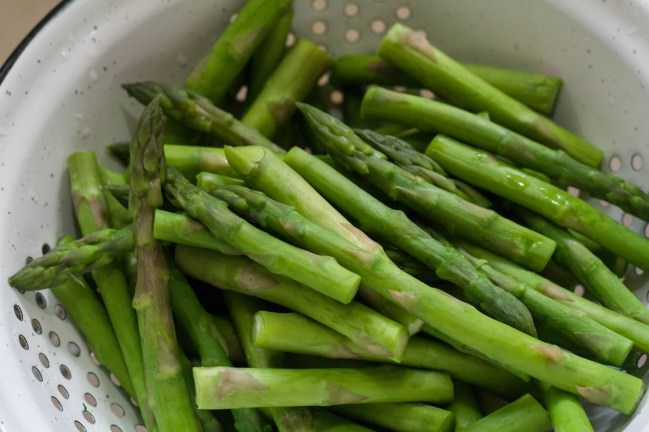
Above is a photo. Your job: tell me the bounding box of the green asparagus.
[332,403,454,432]
[462,394,550,432]
[450,382,482,431]
[426,134,649,271]
[185,0,292,104]
[539,382,594,432]
[357,285,424,335]
[378,23,602,166]
[165,145,235,179]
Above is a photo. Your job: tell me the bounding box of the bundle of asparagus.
[10,1,649,431]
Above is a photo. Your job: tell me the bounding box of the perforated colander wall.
[2,0,649,431]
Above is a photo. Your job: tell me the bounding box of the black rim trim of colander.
[0,0,74,85]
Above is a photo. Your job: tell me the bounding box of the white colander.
[1,0,649,430]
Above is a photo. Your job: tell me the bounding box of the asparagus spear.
[251,311,524,395]
[193,365,454,409]
[462,394,550,432]
[332,54,562,115]
[460,242,649,354]
[164,168,361,304]
[165,144,236,179]
[383,247,439,284]
[129,99,199,431]
[298,103,555,272]
[357,285,424,336]
[255,146,645,413]
[67,152,152,427]
[212,313,246,365]
[248,9,294,99]
[539,382,594,432]
[123,82,283,152]
[309,409,373,432]
[462,251,633,366]
[378,24,602,167]
[520,211,649,324]
[224,292,315,432]
[450,382,482,431]
[332,403,454,432]
[176,246,408,360]
[185,0,292,104]
[426,134,649,271]
[168,268,268,432]
[361,86,649,220]
[179,353,223,432]
[242,39,332,138]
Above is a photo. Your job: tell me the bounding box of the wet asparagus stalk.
[361,86,649,220]
[176,245,408,360]
[426,134,649,271]
[67,151,152,429]
[450,382,482,431]
[185,0,292,104]
[193,365,454,409]
[332,54,562,115]
[378,23,602,167]
[332,403,454,432]
[128,99,199,431]
[520,210,649,324]
[242,39,332,138]
[539,382,594,432]
[248,9,294,99]
[123,82,283,152]
[164,168,361,304]
[268,146,644,413]
[461,394,550,432]
[251,310,525,395]
[223,292,316,432]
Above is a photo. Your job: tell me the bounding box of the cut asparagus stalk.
[67,151,151,427]
[251,311,524,395]
[129,98,199,431]
[378,23,602,167]
[520,210,649,324]
[332,403,454,432]
[176,246,408,360]
[185,0,292,104]
[450,382,482,431]
[426,134,649,271]
[193,365,454,409]
[332,54,562,115]
[461,394,550,432]
[539,382,594,432]
[164,168,361,304]
[223,291,322,432]
[248,9,294,99]
[123,82,283,152]
[360,86,649,220]
[165,145,235,179]
[270,146,644,414]
[222,146,537,334]
[460,242,649,354]
[243,39,332,138]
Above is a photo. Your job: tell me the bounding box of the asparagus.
[460,243,649,354]
[224,292,315,432]
[179,353,223,432]
[357,285,424,335]
[361,86,649,220]
[260,146,645,413]
[242,39,332,138]
[520,211,649,324]
[193,365,454,409]
[129,99,199,431]
[331,54,562,115]
[164,168,361,304]
[67,152,152,427]
[463,251,633,366]
[332,403,454,432]
[123,82,283,152]
[248,9,294,99]
[212,313,246,365]
[462,394,550,432]
[165,145,236,179]
[310,409,373,432]
[539,382,594,432]
[299,104,556,271]
[383,247,439,284]
[378,24,602,167]
[450,383,482,431]
[569,229,627,277]
[251,311,525,395]
[185,0,292,104]
[168,268,268,432]
[426,134,649,271]
[176,246,408,359]
[197,172,245,189]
